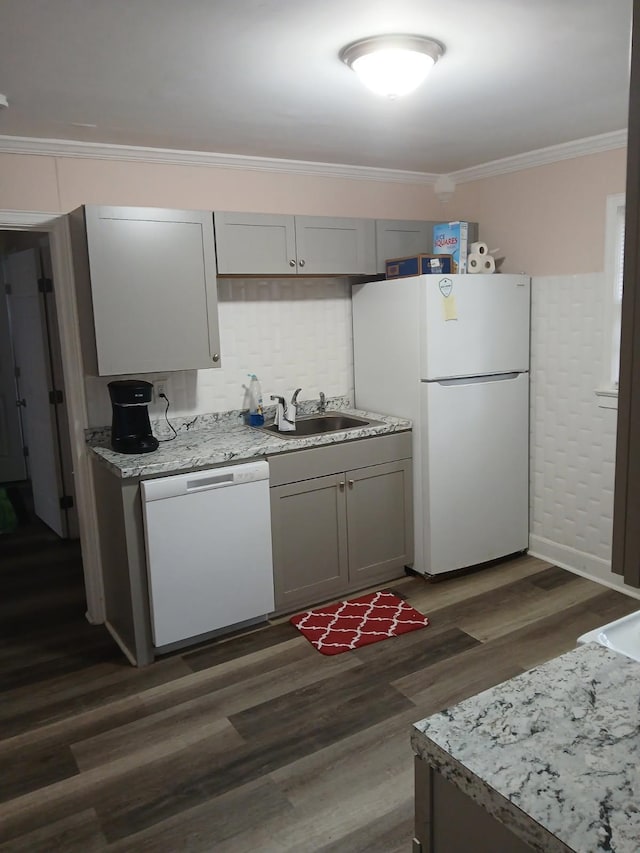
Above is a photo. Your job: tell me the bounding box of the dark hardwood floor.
[1,516,638,852]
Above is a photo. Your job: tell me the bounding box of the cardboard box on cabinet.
[385,253,453,279]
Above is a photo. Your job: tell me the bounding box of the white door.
[0,268,26,482]
[6,249,66,536]
[420,274,531,380]
[420,371,529,574]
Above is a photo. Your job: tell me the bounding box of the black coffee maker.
[108,380,159,454]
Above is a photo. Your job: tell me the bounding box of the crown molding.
[0,129,627,187]
[0,135,439,185]
[0,209,59,228]
[450,129,628,184]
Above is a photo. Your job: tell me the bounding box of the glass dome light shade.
[352,48,434,98]
[341,35,444,99]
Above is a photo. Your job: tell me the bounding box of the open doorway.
[0,228,115,682]
[0,231,78,539]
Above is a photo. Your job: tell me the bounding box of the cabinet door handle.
[212,353,220,363]
[348,479,354,488]
[339,481,345,491]
[299,259,306,268]
[289,259,296,267]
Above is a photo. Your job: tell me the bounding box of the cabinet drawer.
[268,431,412,487]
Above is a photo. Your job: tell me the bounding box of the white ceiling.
[0,0,632,174]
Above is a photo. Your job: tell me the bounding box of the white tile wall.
[85,277,355,426]
[529,272,625,590]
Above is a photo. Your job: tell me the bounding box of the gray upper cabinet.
[82,205,220,376]
[214,211,377,276]
[214,212,297,275]
[294,216,376,275]
[375,219,434,273]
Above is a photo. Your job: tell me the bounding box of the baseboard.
[528,535,640,601]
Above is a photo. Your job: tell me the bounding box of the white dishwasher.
[141,460,274,647]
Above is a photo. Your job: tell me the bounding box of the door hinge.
[23,446,29,457]
[38,277,53,294]
[59,495,74,510]
[49,389,64,405]
[4,283,11,295]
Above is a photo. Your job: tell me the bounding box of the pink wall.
[444,148,627,276]
[0,152,439,219]
[0,153,60,211]
[0,145,626,276]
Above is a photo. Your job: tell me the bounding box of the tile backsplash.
[529,272,618,572]
[85,277,355,427]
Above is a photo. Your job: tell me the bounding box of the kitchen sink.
[254,411,382,439]
[577,610,640,662]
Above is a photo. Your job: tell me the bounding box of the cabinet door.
[294,216,377,275]
[271,473,349,612]
[346,460,413,587]
[214,212,297,275]
[375,219,433,273]
[85,206,220,376]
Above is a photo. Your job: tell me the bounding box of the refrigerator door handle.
[433,372,522,386]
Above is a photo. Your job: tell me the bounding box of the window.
[597,193,625,408]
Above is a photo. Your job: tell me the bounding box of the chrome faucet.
[291,388,302,405]
[318,391,327,413]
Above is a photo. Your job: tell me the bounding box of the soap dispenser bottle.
[247,374,265,426]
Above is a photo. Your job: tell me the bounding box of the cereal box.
[432,222,478,274]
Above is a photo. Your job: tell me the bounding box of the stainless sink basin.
[254,411,382,439]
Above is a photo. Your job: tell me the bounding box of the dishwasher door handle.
[142,460,270,501]
[186,472,234,491]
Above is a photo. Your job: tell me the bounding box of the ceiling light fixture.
[340,34,444,99]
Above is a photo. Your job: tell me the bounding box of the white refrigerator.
[352,273,530,576]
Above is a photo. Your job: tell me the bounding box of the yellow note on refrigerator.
[442,295,458,321]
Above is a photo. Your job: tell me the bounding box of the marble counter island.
[412,642,640,853]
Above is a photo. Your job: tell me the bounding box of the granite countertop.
[412,642,640,853]
[88,400,412,479]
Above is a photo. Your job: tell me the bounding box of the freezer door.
[420,274,530,380]
[420,371,529,575]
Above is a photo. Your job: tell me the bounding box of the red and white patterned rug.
[290,590,430,655]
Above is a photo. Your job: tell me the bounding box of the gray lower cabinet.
[346,459,413,586]
[214,211,377,276]
[269,433,413,613]
[414,758,536,853]
[270,473,350,611]
[70,205,221,376]
[91,456,154,666]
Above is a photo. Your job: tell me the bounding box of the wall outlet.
[154,378,168,402]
